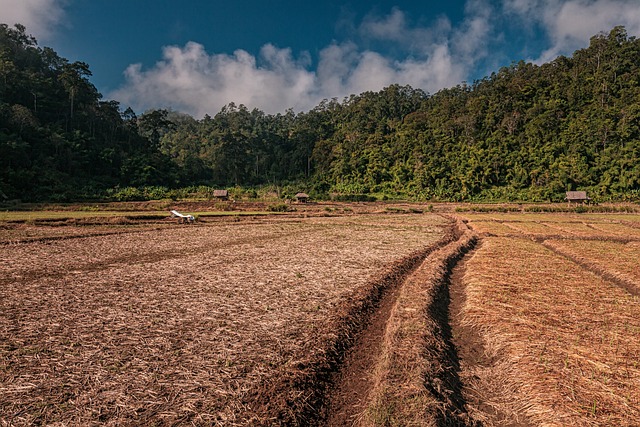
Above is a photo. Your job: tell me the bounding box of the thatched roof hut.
[295,192,309,203]
[566,191,591,205]
[213,189,229,200]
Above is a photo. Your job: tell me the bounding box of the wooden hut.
[295,192,309,203]
[566,191,591,205]
[213,189,229,200]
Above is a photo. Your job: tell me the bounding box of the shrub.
[107,187,144,201]
[332,194,377,202]
[267,203,292,212]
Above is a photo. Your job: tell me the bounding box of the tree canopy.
[1,24,639,202]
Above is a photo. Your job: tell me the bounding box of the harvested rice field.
[454,212,640,426]
[1,213,450,426]
[3,207,640,426]
[544,239,640,292]
[462,237,640,425]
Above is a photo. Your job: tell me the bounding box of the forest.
[1,23,639,202]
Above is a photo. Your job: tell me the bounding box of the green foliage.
[267,203,293,212]
[332,194,378,202]
[3,23,640,203]
[0,24,177,201]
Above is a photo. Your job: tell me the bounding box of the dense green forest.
[1,23,639,202]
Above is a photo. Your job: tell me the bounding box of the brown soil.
[324,273,402,426]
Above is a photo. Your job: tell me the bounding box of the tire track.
[321,219,486,426]
[247,218,460,426]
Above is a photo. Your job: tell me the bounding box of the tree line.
[1,24,639,202]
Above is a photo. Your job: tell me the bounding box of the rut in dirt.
[423,248,477,426]
[252,218,503,426]
[324,266,404,426]
[323,228,533,427]
[324,219,470,426]
[448,245,533,427]
[248,228,459,427]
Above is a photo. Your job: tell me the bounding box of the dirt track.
[323,218,484,426]
[324,222,461,426]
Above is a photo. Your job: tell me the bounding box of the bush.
[267,203,292,212]
[332,194,377,202]
[107,187,144,201]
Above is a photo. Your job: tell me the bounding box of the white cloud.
[359,7,409,43]
[112,38,474,117]
[0,0,67,42]
[503,0,640,63]
[111,42,318,117]
[111,1,497,116]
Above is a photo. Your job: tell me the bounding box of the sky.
[2,0,640,117]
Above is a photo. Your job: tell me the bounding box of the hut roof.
[566,191,590,201]
[213,189,228,197]
[295,193,309,198]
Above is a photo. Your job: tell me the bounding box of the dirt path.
[303,219,533,426]
[321,222,533,427]
[324,275,402,426]
[323,219,466,426]
[322,220,459,426]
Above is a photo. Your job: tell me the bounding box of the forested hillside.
[1,24,639,202]
[0,24,176,201]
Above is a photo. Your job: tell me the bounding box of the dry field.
[0,213,449,426]
[457,212,640,426]
[3,206,640,427]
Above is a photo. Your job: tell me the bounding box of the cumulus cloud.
[111,42,318,117]
[0,0,67,41]
[112,39,472,117]
[503,0,640,63]
[112,1,498,117]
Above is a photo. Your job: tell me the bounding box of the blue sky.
[2,0,640,116]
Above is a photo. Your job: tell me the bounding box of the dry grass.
[500,221,560,236]
[462,212,640,241]
[0,214,447,426]
[359,220,477,427]
[585,222,640,238]
[469,213,578,223]
[541,221,612,238]
[544,239,640,292]
[461,237,640,426]
[464,220,517,237]
[577,213,640,223]
[0,221,166,244]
